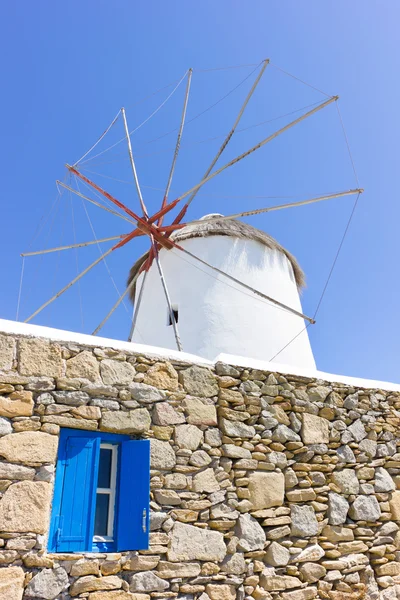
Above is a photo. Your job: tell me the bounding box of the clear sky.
[1,2,399,383]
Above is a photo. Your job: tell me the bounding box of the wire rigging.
[74,109,121,166]
[128,63,263,151]
[70,187,85,330]
[24,177,67,252]
[193,62,260,72]
[15,257,25,321]
[24,189,64,307]
[48,190,69,323]
[336,102,360,187]
[75,178,132,320]
[79,99,323,169]
[81,71,189,165]
[269,62,333,98]
[17,177,68,320]
[269,104,362,363]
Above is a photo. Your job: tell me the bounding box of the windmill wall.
[0,322,400,600]
[131,236,316,370]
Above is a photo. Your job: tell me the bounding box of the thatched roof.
[127,215,305,301]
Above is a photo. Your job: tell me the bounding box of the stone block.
[179,365,218,397]
[183,397,217,425]
[129,572,169,592]
[153,402,185,426]
[165,473,187,489]
[259,573,302,591]
[71,558,100,577]
[281,588,318,600]
[221,444,251,459]
[22,553,54,568]
[53,390,90,405]
[156,561,201,578]
[83,384,118,398]
[205,428,222,447]
[0,481,52,533]
[101,409,150,434]
[25,566,69,599]
[375,562,400,576]
[328,492,349,525]
[322,525,354,542]
[291,505,318,537]
[189,449,211,467]
[167,522,226,561]
[152,425,173,440]
[193,468,220,493]
[42,415,98,430]
[143,361,178,391]
[301,413,329,444]
[0,390,34,417]
[291,544,325,563]
[235,513,266,551]
[349,495,381,521]
[390,490,400,520]
[220,552,246,574]
[0,566,24,600]
[0,461,35,480]
[347,419,367,442]
[331,469,360,494]
[272,424,300,443]
[154,489,181,505]
[150,439,176,469]
[359,438,377,458]
[89,593,136,600]
[0,334,15,371]
[307,386,331,401]
[100,359,136,385]
[129,382,166,403]
[220,418,255,439]
[265,541,290,566]
[70,575,123,596]
[299,563,326,583]
[19,338,62,377]
[0,431,58,465]
[0,416,12,436]
[175,424,203,450]
[66,351,100,381]
[71,405,102,420]
[248,471,285,510]
[375,467,396,492]
[205,584,236,600]
[286,489,316,502]
[123,555,160,571]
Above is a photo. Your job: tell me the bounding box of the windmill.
[18,59,362,366]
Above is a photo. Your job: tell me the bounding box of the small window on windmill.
[167,305,179,326]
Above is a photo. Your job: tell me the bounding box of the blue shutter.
[50,435,100,552]
[116,439,150,551]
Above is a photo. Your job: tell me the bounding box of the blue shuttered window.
[117,439,150,551]
[48,429,150,553]
[49,436,100,552]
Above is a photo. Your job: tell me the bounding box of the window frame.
[49,428,135,554]
[93,443,119,544]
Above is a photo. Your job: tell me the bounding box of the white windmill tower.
[128,215,316,368]
[19,59,362,370]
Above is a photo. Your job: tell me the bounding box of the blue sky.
[1,2,399,382]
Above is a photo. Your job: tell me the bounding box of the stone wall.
[0,330,400,600]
